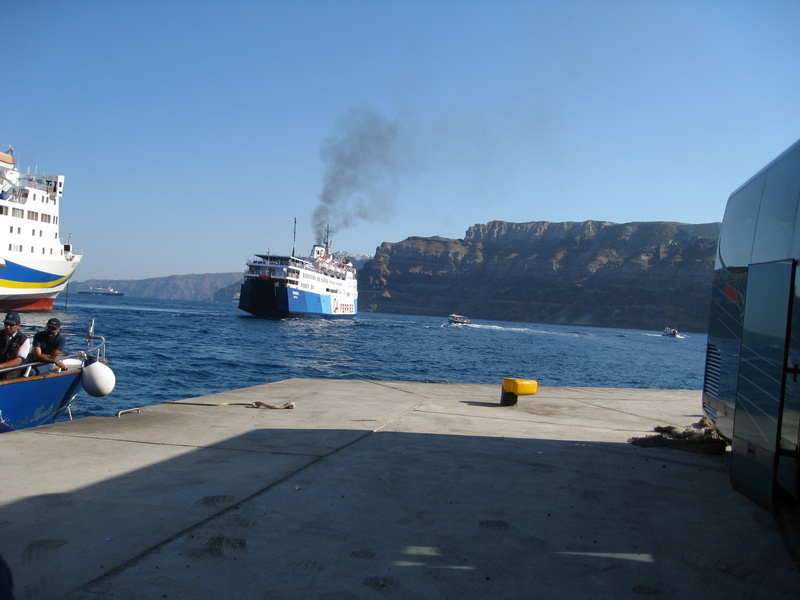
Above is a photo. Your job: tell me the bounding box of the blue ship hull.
[239,278,357,318]
[0,370,83,432]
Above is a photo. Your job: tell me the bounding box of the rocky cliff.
[358,220,720,332]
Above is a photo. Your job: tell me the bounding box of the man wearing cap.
[31,317,67,372]
[0,311,31,379]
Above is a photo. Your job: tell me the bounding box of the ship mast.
[324,225,331,256]
[291,217,297,257]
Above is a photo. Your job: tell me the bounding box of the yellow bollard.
[500,378,538,406]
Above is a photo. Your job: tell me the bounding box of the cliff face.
[358,220,720,332]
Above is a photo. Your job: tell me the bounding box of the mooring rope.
[162,401,295,409]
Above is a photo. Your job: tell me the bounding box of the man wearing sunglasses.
[31,317,67,372]
[0,311,31,379]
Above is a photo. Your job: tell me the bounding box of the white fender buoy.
[82,360,116,397]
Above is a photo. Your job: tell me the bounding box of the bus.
[703,138,800,510]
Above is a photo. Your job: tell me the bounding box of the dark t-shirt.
[32,331,66,356]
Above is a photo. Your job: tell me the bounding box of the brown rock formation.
[358,220,719,332]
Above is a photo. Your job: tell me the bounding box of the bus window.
[717,172,764,269]
[753,149,800,262]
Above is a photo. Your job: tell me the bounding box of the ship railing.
[250,254,307,266]
[245,270,280,277]
[0,183,28,204]
[248,260,293,269]
[17,174,60,194]
[0,334,108,380]
[245,265,289,277]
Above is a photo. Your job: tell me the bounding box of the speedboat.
[449,314,471,325]
[662,327,679,338]
[0,321,115,432]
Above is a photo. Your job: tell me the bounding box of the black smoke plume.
[312,106,411,244]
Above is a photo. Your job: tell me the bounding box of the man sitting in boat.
[0,312,30,379]
[30,317,67,372]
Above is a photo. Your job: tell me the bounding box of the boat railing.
[0,333,108,380]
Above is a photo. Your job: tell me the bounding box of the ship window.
[11,208,23,218]
[0,206,7,215]
[27,211,38,221]
[30,246,34,253]
[41,214,51,223]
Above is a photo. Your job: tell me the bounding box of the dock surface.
[1,379,798,599]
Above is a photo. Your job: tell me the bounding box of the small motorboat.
[449,314,471,325]
[662,327,679,338]
[0,320,115,432]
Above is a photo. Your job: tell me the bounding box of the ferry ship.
[0,147,82,310]
[238,235,357,318]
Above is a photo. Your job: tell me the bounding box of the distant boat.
[449,314,471,325]
[77,287,124,296]
[662,327,679,338]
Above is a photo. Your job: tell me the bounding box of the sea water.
[36,294,706,420]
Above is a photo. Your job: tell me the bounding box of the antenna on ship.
[291,217,297,257]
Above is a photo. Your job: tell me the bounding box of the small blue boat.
[0,325,115,432]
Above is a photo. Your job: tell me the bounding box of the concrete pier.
[0,379,797,599]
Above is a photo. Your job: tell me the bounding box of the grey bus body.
[703,138,800,510]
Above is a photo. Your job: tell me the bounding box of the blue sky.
[5,0,800,280]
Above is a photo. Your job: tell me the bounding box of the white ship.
[0,147,81,310]
[238,229,357,318]
[77,287,124,297]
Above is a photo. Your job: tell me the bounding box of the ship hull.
[0,370,83,431]
[239,277,357,318]
[0,257,81,311]
[0,295,57,311]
